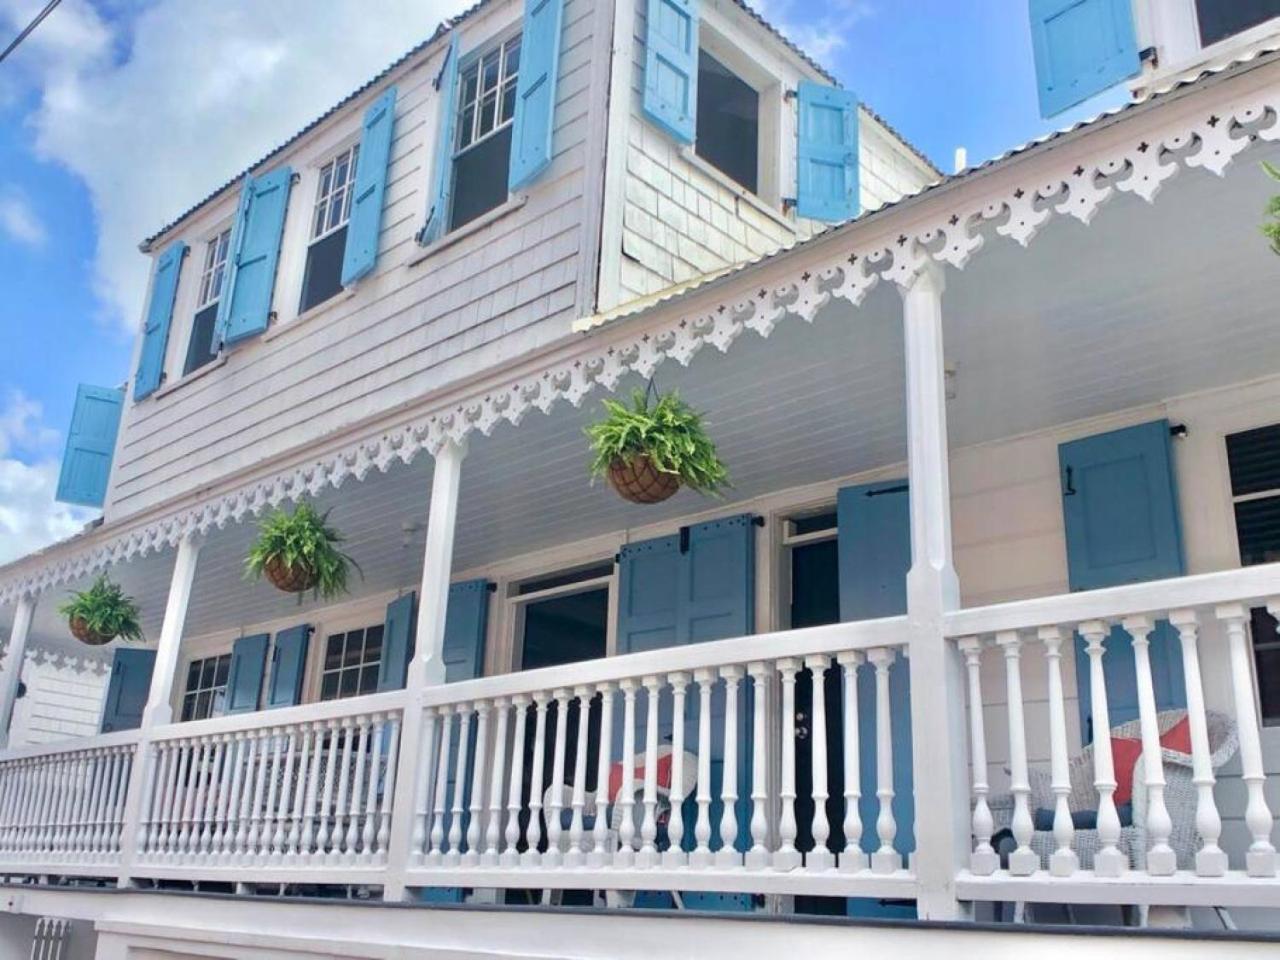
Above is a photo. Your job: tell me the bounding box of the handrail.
[147,689,408,742]
[0,728,140,763]
[944,562,1280,638]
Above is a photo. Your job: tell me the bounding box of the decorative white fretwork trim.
[1,72,1277,609]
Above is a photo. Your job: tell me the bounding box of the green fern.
[245,502,360,600]
[58,575,143,643]
[1266,161,1280,256]
[586,388,729,496]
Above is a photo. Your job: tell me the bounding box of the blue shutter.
[1029,0,1140,118]
[55,384,124,508]
[266,624,310,709]
[421,35,461,246]
[837,481,915,918]
[99,648,155,733]
[216,167,293,346]
[642,0,699,144]
[342,86,398,286]
[796,81,860,224]
[442,580,490,683]
[508,0,565,189]
[616,534,682,654]
[225,633,270,715]
[133,240,187,401]
[376,592,417,692]
[1060,420,1187,735]
[682,515,755,643]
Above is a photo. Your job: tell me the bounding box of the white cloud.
[0,391,93,566]
[0,185,47,249]
[751,0,875,63]
[2,0,472,334]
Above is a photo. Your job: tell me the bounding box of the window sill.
[405,195,528,269]
[263,287,358,343]
[678,147,795,233]
[152,354,228,400]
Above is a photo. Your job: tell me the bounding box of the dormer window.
[183,227,231,376]
[451,34,521,231]
[300,143,359,313]
[695,50,760,195]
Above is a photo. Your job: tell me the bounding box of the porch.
[1,53,1279,932]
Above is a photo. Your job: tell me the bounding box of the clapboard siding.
[108,0,607,520]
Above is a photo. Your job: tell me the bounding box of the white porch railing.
[0,731,138,875]
[947,564,1280,907]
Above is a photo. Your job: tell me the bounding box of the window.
[1196,0,1280,47]
[183,228,231,375]
[181,654,232,722]
[1226,423,1280,724]
[319,624,383,700]
[695,50,759,195]
[299,143,359,313]
[515,563,612,671]
[450,34,521,231]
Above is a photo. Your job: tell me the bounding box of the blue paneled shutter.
[376,592,417,692]
[217,166,293,346]
[1029,0,1140,118]
[266,624,310,709]
[133,240,187,401]
[837,480,915,919]
[225,633,270,715]
[443,580,491,683]
[796,81,860,224]
[99,648,155,733]
[509,0,565,189]
[615,515,755,912]
[55,384,125,508]
[642,0,699,144]
[341,86,398,286]
[1060,420,1187,736]
[422,34,461,246]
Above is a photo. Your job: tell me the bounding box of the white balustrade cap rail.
[147,689,408,742]
[0,728,140,763]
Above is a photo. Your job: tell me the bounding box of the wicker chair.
[989,709,1238,870]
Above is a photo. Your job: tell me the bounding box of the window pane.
[181,695,196,723]
[501,81,517,124]
[364,625,384,663]
[792,512,838,536]
[321,673,340,701]
[504,38,521,77]
[521,588,609,669]
[1235,496,1280,566]
[1197,0,1280,46]
[318,164,333,199]
[482,54,500,92]
[195,691,212,720]
[462,66,479,107]
[214,655,231,686]
[359,665,379,695]
[451,124,512,230]
[199,658,215,686]
[212,689,227,718]
[325,635,345,670]
[186,661,201,689]
[299,225,348,313]
[459,105,476,148]
[339,669,359,698]
[479,92,497,137]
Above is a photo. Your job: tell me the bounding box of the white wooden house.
[1,1,1280,956]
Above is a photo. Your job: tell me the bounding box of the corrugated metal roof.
[141,0,938,249]
[575,42,1280,334]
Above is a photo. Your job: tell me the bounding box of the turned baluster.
[746,661,771,870]
[800,658,829,870]
[201,737,225,858]
[463,704,489,866]
[545,690,570,867]
[588,683,615,868]
[956,640,995,875]
[427,707,453,865]
[615,679,639,868]
[501,697,528,868]
[300,724,324,861]
[566,686,592,867]
[1079,620,1125,877]
[1224,603,1277,877]
[774,659,801,871]
[836,652,866,872]
[637,676,661,869]
[345,717,371,861]
[446,706,471,866]
[995,633,1034,876]
[377,714,401,858]
[410,709,438,863]
[160,741,184,860]
[329,720,356,863]
[289,726,314,861]
[361,714,386,860]
[315,721,340,859]
[1123,616,1176,876]
[485,699,510,865]
[222,734,247,861]
[1039,627,1078,876]
[1169,610,1226,877]
[664,673,690,867]
[524,693,550,866]
[717,665,744,867]
[235,735,260,863]
[868,648,900,874]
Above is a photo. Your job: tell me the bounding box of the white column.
[0,593,36,748]
[384,437,468,899]
[1223,603,1276,877]
[1040,627,1077,877]
[145,533,205,727]
[899,261,967,918]
[1123,616,1175,876]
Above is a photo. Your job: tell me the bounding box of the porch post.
[899,262,969,920]
[117,530,203,885]
[0,593,37,748]
[384,437,468,900]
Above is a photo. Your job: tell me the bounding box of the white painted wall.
[7,653,108,747]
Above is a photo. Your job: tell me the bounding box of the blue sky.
[0,0,1127,562]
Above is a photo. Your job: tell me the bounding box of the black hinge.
[1139,46,1158,67]
[866,483,909,497]
[1170,423,1188,438]
[679,525,690,554]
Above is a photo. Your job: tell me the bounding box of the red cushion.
[1160,715,1192,754]
[1110,737,1144,805]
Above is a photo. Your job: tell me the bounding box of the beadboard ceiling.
[9,140,1280,659]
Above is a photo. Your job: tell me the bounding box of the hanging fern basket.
[262,555,319,595]
[607,454,681,505]
[68,616,114,647]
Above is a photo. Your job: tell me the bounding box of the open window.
[512,563,612,671]
[299,143,359,313]
[184,228,230,375]
[695,50,760,195]
[450,34,522,232]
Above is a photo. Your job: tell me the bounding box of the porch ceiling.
[8,138,1280,658]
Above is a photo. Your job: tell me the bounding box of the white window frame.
[196,226,233,311]
[777,506,838,631]
[318,620,385,702]
[310,142,361,245]
[505,562,617,673]
[180,652,233,722]
[1135,0,1280,89]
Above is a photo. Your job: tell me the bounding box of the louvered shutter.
[642,0,699,144]
[421,34,461,246]
[796,81,860,223]
[508,0,565,189]
[134,240,187,401]
[342,86,398,286]
[1028,0,1140,117]
[217,167,293,346]
[55,384,124,508]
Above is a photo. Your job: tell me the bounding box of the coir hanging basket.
[263,556,319,595]
[607,455,681,505]
[69,616,114,647]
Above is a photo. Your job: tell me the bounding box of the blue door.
[1060,420,1187,738]
[837,480,915,919]
[100,648,155,733]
